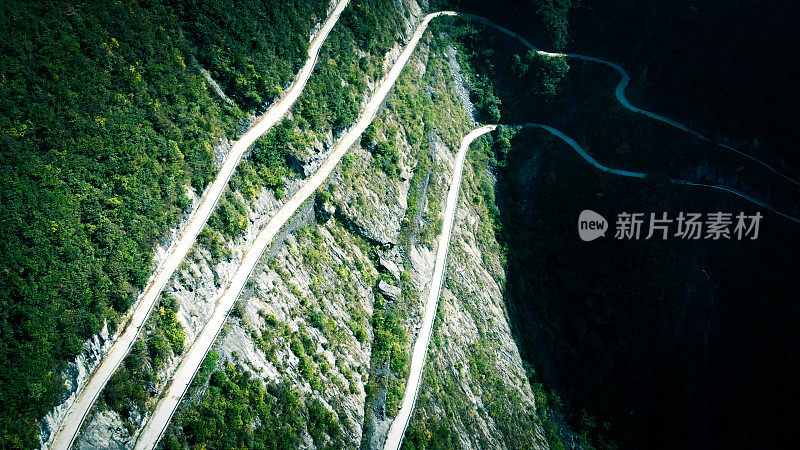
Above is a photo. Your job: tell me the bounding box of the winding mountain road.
[384,125,497,450]
[522,123,800,223]
[465,14,800,189]
[385,15,800,449]
[46,1,350,448]
[132,10,459,450]
[385,119,800,448]
[64,7,798,450]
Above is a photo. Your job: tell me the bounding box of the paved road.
[521,123,800,223]
[61,7,798,450]
[385,121,800,449]
[526,123,647,178]
[465,14,800,188]
[384,125,497,450]
[132,10,459,450]
[46,1,350,448]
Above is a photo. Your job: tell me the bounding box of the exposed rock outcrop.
[212,136,232,169]
[38,323,112,448]
[67,2,547,449]
[378,255,402,280]
[200,68,235,106]
[377,280,402,301]
[76,410,133,450]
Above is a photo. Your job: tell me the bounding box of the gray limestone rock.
[377,280,401,301]
[378,255,402,280]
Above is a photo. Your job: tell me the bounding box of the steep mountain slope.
[83,2,550,448]
[44,2,352,447]
[447,2,800,448]
[15,0,788,448]
[0,0,334,446]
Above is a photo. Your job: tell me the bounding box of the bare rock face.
[212,136,232,169]
[215,223,378,447]
[314,191,337,224]
[444,45,477,124]
[377,280,402,301]
[330,143,407,249]
[378,255,402,280]
[39,322,112,448]
[75,410,132,450]
[286,130,336,178]
[199,67,235,107]
[56,2,547,449]
[400,133,548,450]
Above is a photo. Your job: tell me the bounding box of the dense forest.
[0,0,327,446]
[173,0,329,111]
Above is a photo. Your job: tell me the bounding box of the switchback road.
[46,1,350,448]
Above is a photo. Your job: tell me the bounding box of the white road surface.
[132,10,459,450]
[465,14,800,188]
[384,125,497,450]
[46,1,350,448]
[51,6,800,450]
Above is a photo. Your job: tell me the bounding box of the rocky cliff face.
[394,39,547,450]
[403,135,547,449]
[67,1,549,448]
[39,323,112,448]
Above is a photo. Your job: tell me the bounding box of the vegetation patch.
[99,294,186,424]
[162,363,344,449]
